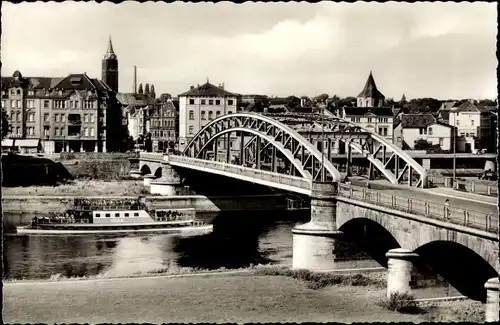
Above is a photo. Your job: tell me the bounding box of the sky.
[2,2,498,100]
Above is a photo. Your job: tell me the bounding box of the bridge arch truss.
[182,112,428,188]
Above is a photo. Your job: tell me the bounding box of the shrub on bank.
[255,267,386,290]
[377,292,424,314]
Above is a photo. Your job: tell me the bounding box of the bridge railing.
[338,184,498,233]
[169,155,312,190]
[428,176,498,197]
[139,152,165,161]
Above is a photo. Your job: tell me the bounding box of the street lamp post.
[453,110,457,189]
[321,100,326,182]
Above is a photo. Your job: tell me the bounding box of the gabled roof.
[357,71,385,99]
[116,93,154,106]
[400,114,436,128]
[440,101,457,111]
[453,100,489,113]
[178,82,237,97]
[343,106,393,116]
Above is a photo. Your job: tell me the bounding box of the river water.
[3,209,378,280]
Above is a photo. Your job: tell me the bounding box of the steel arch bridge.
[181,112,428,188]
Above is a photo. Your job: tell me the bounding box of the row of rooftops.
[1,70,110,92]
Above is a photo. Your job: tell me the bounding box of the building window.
[216,100,221,105]
[27,127,35,136]
[419,128,427,135]
[61,114,66,122]
[189,126,194,134]
[44,113,49,122]
[44,127,50,137]
[84,114,88,122]
[378,127,383,135]
[90,128,95,136]
[189,99,195,105]
[28,113,35,122]
[55,113,60,122]
[209,100,214,105]
[16,127,21,135]
[16,112,21,121]
[1,100,4,108]
[383,128,388,136]
[397,137,402,142]
[227,111,232,114]
[208,111,213,120]
[228,99,234,105]
[353,117,360,123]
[27,100,35,108]
[10,112,14,120]
[428,127,433,135]
[189,110,194,120]
[456,120,460,126]
[201,111,206,120]
[378,117,388,123]
[84,128,89,136]
[55,127,59,136]
[44,100,50,108]
[201,99,206,105]
[17,89,21,95]
[16,100,21,108]
[471,120,474,126]
[216,111,221,117]
[90,114,95,123]
[10,100,15,108]
[367,118,373,123]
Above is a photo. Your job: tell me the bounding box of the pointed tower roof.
[401,93,407,103]
[103,35,117,60]
[357,71,385,99]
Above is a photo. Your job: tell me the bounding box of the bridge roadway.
[352,178,497,217]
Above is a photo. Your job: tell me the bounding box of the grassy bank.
[4,266,484,323]
[2,180,149,197]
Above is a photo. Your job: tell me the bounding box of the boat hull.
[15,224,213,236]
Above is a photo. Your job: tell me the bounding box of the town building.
[149,94,177,152]
[449,100,492,152]
[116,91,154,141]
[339,72,394,143]
[178,81,238,151]
[0,38,125,153]
[393,114,454,150]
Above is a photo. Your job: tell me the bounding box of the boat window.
[105,213,110,218]
[95,214,100,218]
[124,213,129,217]
[115,213,120,217]
[134,212,139,217]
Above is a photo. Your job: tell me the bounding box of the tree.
[2,108,10,140]
[145,83,150,96]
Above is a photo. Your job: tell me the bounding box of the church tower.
[102,36,119,92]
[356,71,385,108]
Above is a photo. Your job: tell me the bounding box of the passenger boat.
[16,197,213,235]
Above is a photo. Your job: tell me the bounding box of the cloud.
[1,2,497,99]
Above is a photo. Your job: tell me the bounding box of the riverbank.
[2,179,148,197]
[3,267,483,323]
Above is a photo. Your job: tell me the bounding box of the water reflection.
[3,210,310,280]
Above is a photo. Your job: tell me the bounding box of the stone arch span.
[414,241,498,302]
[182,113,342,182]
[336,200,499,271]
[338,218,401,268]
[140,164,151,175]
[154,167,162,178]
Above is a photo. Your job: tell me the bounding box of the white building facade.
[178,82,238,152]
[394,114,453,150]
[448,100,491,152]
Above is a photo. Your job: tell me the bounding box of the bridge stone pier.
[150,156,182,196]
[292,181,343,271]
[485,277,499,322]
[386,248,419,298]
